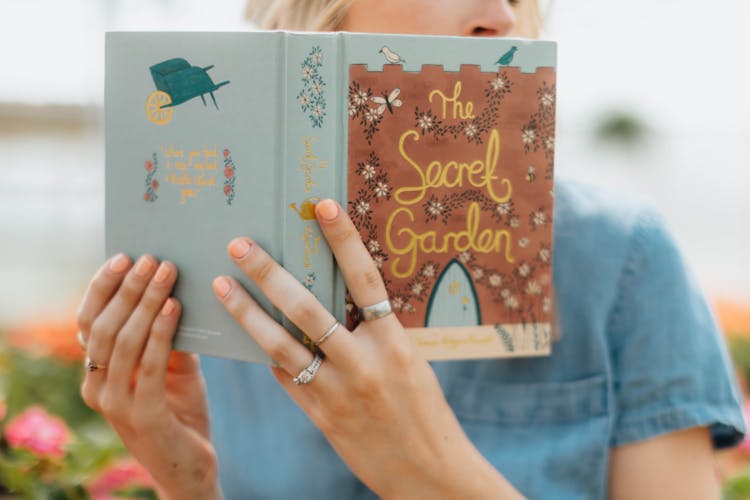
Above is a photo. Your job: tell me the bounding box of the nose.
[463,0,517,37]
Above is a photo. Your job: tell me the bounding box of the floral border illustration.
[297,46,326,128]
[143,153,159,202]
[223,148,236,205]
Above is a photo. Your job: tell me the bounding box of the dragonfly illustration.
[371,88,403,115]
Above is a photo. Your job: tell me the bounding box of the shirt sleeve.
[607,208,746,449]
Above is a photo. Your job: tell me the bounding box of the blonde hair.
[246,0,355,32]
[246,0,542,38]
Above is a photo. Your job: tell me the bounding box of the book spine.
[282,33,341,344]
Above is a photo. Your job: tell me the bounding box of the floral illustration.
[223,148,237,205]
[347,65,555,329]
[412,70,513,146]
[143,153,159,202]
[348,81,383,145]
[303,272,316,291]
[298,46,327,128]
[494,324,515,352]
[521,81,556,179]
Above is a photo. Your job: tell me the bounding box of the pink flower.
[144,160,153,172]
[5,406,72,458]
[144,193,151,202]
[151,179,159,190]
[223,148,230,159]
[224,184,232,196]
[224,167,234,179]
[88,457,156,500]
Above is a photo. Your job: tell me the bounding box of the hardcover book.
[105,31,557,364]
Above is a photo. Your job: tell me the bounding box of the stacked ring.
[292,354,323,385]
[315,321,340,347]
[358,299,393,321]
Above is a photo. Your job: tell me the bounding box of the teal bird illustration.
[495,46,518,66]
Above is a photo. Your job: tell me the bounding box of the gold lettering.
[428,82,476,120]
[394,129,513,206]
[385,203,515,279]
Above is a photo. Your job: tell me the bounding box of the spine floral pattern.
[223,148,236,205]
[303,272,316,291]
[298,46,326,128]
[143,153,159,202]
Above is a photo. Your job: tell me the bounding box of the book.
[105,31,557,364]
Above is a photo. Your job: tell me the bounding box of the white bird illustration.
[379,46,406,64]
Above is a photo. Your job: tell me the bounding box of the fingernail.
[154,262,171,283]
[212,277,232,298]
[229,239,251,259]
[316,199,338,222]
[160,298,175,316]
[134,256,156,277]
[109,254,130,273]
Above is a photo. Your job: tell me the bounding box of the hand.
[77,255,221,500]
[212,199,522,499]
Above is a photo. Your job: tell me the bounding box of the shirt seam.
[610,403,743,448]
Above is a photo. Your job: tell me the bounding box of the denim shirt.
[201,178,745,499]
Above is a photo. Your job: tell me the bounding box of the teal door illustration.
[425,259,481,327]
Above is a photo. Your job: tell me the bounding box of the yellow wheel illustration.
[146,91,174,125]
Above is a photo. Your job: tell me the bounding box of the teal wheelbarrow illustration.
[145,58,230,125]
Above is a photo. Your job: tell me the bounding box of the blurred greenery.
[725,472,750,500]
[0,330,154,499]
[1,350,98,428]
[592,110,649,149]
[730,338,750,386]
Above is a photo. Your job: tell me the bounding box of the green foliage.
[0,340,153,499]
[729,338,750,385]
[0,349,97,427]
[724,470,750,500]
[593,110,648,148]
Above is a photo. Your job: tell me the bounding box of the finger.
[225,238,357,362]
[76,253,132,343]
[270,366,323,418]
[133,297,181,406]
[167,350,201,375]
[315,199,391,312]
[85,254,159,400]
[212,275,338,379]
[107,261,177,402]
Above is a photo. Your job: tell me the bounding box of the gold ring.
[85,356,107,372]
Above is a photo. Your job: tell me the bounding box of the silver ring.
[292,354,323,385]
[358,299,393,321]
[77,331,88,350]
[315,321,340,346]
[85,356,107,372]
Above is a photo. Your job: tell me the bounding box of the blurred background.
[0,0,749,497]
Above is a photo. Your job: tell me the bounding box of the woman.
[76,1,744,498]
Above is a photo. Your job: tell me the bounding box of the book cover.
[105,31,557,364]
